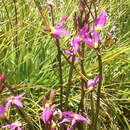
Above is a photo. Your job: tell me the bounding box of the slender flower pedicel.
[50,14,70,39]
[94,8,109,31]
[59,111,90,130]
[2,120,23,130]
[5,93,25,111]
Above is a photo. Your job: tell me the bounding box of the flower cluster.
[42,90,90,130]
[0,75,25,129]
[50,9,108,62]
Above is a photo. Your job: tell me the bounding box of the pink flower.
[42,90,55,124]
[59,111,90,130]
[70,24,89,55]
[70,37,81,55]
[94,8,109,31]
[2,120,23,130]
[83,30,99,48]
[0,104,5,119]
[87,74,105,89]
[50,14,70,39]
[42,104,52,124]
[5,93,25,111]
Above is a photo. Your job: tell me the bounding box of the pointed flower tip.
[94,43,98,48]
[49,90,55,103]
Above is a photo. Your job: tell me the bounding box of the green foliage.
[0,0,129,129]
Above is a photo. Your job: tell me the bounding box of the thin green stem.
[94,47,103,130]
[64,54,75,111]
[50,5,63,110]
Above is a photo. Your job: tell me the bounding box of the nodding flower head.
[94,8,109,31]
[42,90,55,124]
[50,14,70,39]
[83,30,99,49]
[2,120,23,130]
[42,103,52,124]
[59,111,90,130]
[87,74,105,89]
[5,93,25,111]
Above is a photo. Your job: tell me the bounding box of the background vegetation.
[0,0,129,129]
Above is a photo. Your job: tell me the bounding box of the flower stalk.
[94,47,103,130]
[50,5,63,110]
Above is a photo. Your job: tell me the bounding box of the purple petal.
[69,119,77,130]
[64,49,72,55]
[5,100,12,111]
[57,14,69,27]
[87,79,95,88]
[75,56,79,62]
[2,124,10,129]
[69,56,73,63]
[59,118,72,125]
[53,27,70,35]
[5,97,10,102]
[13,100,23,108]
[15,93,25,99]
[71,37,81,55]
[42,107,52,124]
[51,34,61,39]
[75,114,90,124]
[80,24,88,38]
[62,111,75,117]
[0,105,5,118]
[94,8,109,31]
[93,30,99,48]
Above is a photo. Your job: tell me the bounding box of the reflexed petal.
[2,124,10,128]
[42,107,51,124]
[75,56,79,62]
[53,27,70,35]
[94,8,109,31]
[0,105,5,118]
[59,118,72,124]
[5,97,10,102]
[93,30,99,48]
[64,49,72,55]
[51,34,61,39]
[75,114,90,124]
[57,14,69,27]
[80,24,88,38]
[69,119,76,130]
[5,100,12,111]
[87,79,95,88]
[62,111,74,117]
[15,93,25,99]
[83,37,93,47]
[71,37,81,55]
[13,100,23,108]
